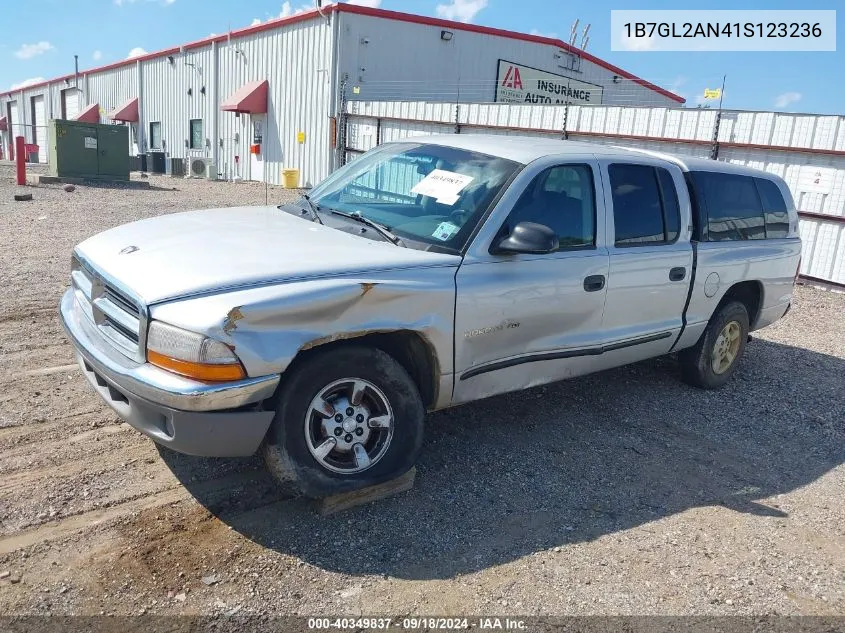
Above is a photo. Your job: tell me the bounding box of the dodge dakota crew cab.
[60,135,802,497]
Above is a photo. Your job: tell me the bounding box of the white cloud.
[126,47,148,59]
[344,0,382,6]
[92,50,103,61]
[250,17,262,25]
[529,29,557,39]
[14,41,54,60]
[10,77,46,90]
[435,0,487,23]
[774,91,802,109]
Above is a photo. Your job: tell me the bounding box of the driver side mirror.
[492,222,558,255]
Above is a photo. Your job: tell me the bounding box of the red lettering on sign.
[501,65,523,90]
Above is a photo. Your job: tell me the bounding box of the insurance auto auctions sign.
[495,60,603,105]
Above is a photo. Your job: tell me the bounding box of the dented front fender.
[148,267,458,384]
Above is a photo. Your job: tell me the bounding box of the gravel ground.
[0,163,844,617]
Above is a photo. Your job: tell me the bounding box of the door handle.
[583,274,606,292]
[669,267,687,281]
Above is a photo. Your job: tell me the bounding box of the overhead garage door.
[62,88,80,120]
[9,101,21,139]
[32,95,46,162]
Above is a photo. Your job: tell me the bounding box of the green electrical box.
[48,119,130,181]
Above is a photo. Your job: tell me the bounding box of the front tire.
[679,301,749,389]
[262,346,424,498]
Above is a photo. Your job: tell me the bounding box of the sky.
[1,0,842,114]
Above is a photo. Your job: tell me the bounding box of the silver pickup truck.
[60,135,802,497]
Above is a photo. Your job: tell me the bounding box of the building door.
[62,88,80,120]
[31,95,46,162]
[9,101,21,142]
[249,114,265,182]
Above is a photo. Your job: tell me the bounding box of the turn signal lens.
[146,321,246,382]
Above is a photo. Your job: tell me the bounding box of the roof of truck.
[404,134,627,164]
[398,135,780,181]
[611,147,783,178]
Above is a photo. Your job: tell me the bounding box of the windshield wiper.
[330,210,405,247]
[281,194,323,224]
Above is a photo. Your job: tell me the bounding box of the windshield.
[308,143,521,251]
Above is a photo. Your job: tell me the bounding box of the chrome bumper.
[59,288,279,456]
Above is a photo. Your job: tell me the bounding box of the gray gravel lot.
[0,163,843,617]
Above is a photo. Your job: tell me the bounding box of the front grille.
[71,255,145,361]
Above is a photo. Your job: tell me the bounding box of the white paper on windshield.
[411,169,474,205]
[432,221,460,241]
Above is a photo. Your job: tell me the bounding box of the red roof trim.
[0,4,683,104]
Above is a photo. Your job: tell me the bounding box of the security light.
[440,30,453,41]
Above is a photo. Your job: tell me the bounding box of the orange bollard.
[15,136,25,185]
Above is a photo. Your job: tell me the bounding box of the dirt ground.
[0,164,844,617]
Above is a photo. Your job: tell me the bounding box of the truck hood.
[74,206,460,305]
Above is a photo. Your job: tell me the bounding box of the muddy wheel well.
[289,331,440,410]
[719,281,763,328]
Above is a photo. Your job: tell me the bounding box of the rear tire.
[262,345,425,498]
[679,301,749,389]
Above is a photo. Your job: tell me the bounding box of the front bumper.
[59,288,279,457]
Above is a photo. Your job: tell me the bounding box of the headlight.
[146,321,246,382]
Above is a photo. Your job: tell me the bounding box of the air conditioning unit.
[187,157,212,179]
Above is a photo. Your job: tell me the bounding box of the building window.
[189,119,204,150]
[609,163,681,246]
[149,121,162,150]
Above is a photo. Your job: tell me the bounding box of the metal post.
[337,78,348,167]
[710,75,726,160]
[562,102,569,140]
[15,136,26,185]
[454,103,461,134]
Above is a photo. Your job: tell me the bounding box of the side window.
[755,178,790,239]
[608,163,677,246]
[695,172,766,241]
[504,164,596,250]
[149,121,162,150]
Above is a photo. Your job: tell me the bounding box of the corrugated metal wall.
[217,16,334,187]
[346,100,845,287]
[142,45,216,162]
[88,64,139,123]
[338,12,677,107]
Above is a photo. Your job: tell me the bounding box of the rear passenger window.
[755,178,790,238]
[608,164,681,246]
[694,172,766,241]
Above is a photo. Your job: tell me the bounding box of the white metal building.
[0,4,682,186]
